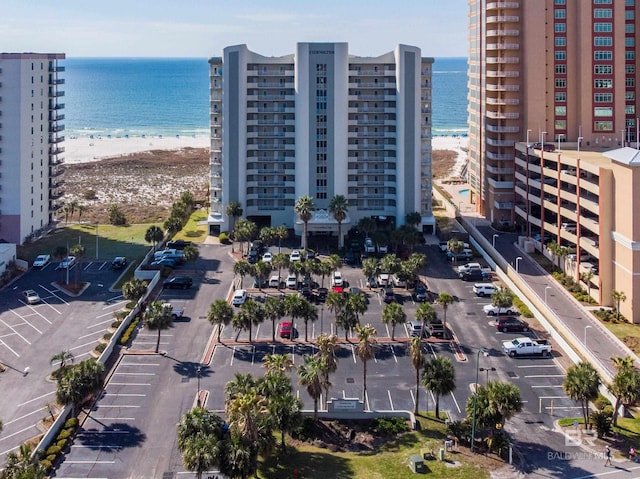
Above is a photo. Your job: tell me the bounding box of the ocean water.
[63,57,468,138]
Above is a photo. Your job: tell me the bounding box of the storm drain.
[507,371,518,379]
[346,378,355,384]
[163,472,175,479]
[181,377,190,383]
[466,312,477,316]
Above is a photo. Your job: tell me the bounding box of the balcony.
[48,89,65,98]
[486,29,520,37]
[488,178,514,189]
[49,102,65,110]
[486,84,520,92]
[487,138,515,147]
[486,16,520,23]
[494,201,514,210]
[486,43,520,50]
[486,71,519,78]
[49,65,65,72]
[49,124,65,133]
[486,151,514,161]
[486,1,520,8]
[486,125,519,133]
[486,97,520,106]
[486,165,514,174]
[486,57,520,64]
[486,111,519,119]
[49,135,65,144]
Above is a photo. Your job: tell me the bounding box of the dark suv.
[459,269,488,281]
[163,276,193,289]
[167,239,192,250]
[112,257,127,270]
[531,142,556,152]
[495,317,529,333]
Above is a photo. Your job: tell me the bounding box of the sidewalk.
[437,180,636,381]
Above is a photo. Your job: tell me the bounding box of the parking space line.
[3,407,46,426]
[0,425,38,442]
[0,338,20,357]
[101,299,126,310]
[517,365,557,368]
[449,391,462,414]
[78,330,107,340]
[531,385,564,388]
[69,340,100,351]
[94,312,120,321]
[112,372,155,376]
[388,390,395,410]
[64,458,118,462]
[108,382,150,386]
[0,318,31,344]
[350,344,356,363]
[17,391,55,407]
[104,393,146,397]
[524,375,564,378]
[230,346,236,366]
[389,344,398,363]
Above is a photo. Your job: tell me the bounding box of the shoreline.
[63,134,468,164]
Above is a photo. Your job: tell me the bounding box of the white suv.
[473,283,496,297]
[332,271,344,287]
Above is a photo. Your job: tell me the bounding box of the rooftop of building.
[516,142,640,169]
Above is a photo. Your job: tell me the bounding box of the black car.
[382,287,396,303]
[166,239,193,250]
[459,270,488,282]
[112,256,127,270]
[530,142,556,152]
[163,276,193,289]
[413,285,429,302]
[315,287,328,303]
[495,317,529,333]
[247,250,259,264]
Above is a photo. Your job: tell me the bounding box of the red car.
[279,321,292,339]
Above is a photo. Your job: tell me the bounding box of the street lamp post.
[196,365,202,407]
[557,134,564,152]
[479,367,496,384]
[321,305,324,335]
[526,129,532,146]
[95,223,99,260]
[541,131,547,150]
[515,256,522,273]
[492,234,499,248]
[544,285,551,305]
[471,347,489,453]
[584,325,592,347]
[577,136,583,157]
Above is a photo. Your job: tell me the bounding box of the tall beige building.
[468,0,639,224]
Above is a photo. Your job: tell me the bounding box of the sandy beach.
[64,134,467,164]
[65,135,210,164]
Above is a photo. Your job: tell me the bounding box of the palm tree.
[486,380,523,428]
[182,244,199,264]
[177,407,226,479]
[233,260,252,289]
[436,292,454,339]
[226,201,243,236]
[314,333,340,408]
[50,350,74,371]
[235,218,258,254]
[273,224,289,253]
[300,299,318,342]
[447,238,465,256]
[346,290,368,325]
[381,302,406,341]
[563,362,601,428]
[263,354,294,376]
[207,299,234,342]
[69,243,85,284]
[258,372,301,452]
[361,257,379,286]
[298,354,324,419]
[164,216,183,237]
[580,271,595,303]
[357,216,377,240]
[143,301,174,353]
[609,356,640,426]
[122,278,147,302]
[239,299,265,342]
[422,355,456,419]
[226,372,257,401]
[405,211,422,228]
[264,296,286,342]
[379,253,400,276]
[416,302,437,332]
[329,194,349,249]
[491,287,515,309]
[284,293,307,340]
[612,290,627,322]
[145,225,164,252]
[252,260,271,292]
[355,324,377,404]
[409,336,425,414]
[1,443,47,479]
[294,195,315,251]
[56,359,105,414]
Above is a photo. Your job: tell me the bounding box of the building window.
[626,51,636,60]
[594,65,613,74]
[555,37,567,47]
[594,121,613,131]
[625,37,635,47]
[594,0,612,3]
[555,64,566,74]
[625,23,635,33]
[626,105,636,115]
[555,23,567,33]
[555,0,566,4]
[626,91,635,101]
[594,51,613,60]
[626,78,636,88]
[594,37,613,46]
[555,120,567,130]
[594,9,613,18]
[627,118,636,127]
[555,106,567,115]
[594,79,613,88]
[626,64,636,74]
[555,92,567,102]
[626,0,635,5]
[595,93,613,102]
[555,51,566,60]
[555,78,567,88]
[594,22,613,32]
[625,10,635,20]
[594,107,613,117]
[554,9,566,18]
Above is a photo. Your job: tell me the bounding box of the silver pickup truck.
[502,337,551,357]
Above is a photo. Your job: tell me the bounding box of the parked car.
[343,250,356,264]
[425,320,446,338]
[247,250,260,264]
[459,270,488,281]
[163,276,193,289]
[407,320,424,338]
[502,337,551,357]
[151,258,176,268]
[366,276,378,289]
[364,238,376,253]
[56,256,77,270]
[392,274,406,288]
[457,262,482,274]
[290,250,301,262]
[112,256,127,270]
[262,252,273,263]
[377,273,390,287]
[232,289,248,306]
[154,248,180,259]
[413,285,429,302]
[495,317,529,333]
[472,283,496,297]
[269,275,282,288]
[483,304,517,316]
[286,274,297,289]
[33,254,50,268]
[23,289,41,305]
[531,142,556,152]
[252,276,268,289]
[315,287,328,303]
[332,271,344,287]
[166,239,192,250]
[382,287,396,303]
[304,250,316,261]
[279,321,292,339]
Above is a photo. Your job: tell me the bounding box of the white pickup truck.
[162,302,184,320]
[483,304,517,316]
[502,337,551,357]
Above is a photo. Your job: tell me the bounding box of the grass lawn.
[17,223,156,264]
[603,322,640,355]
[171,209,209,243]
[258,415,494,479]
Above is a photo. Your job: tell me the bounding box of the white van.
[377,273,390,287]
[472,283,496,297]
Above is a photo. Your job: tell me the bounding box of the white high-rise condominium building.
[0,53,65,244]
[208,42,434,241]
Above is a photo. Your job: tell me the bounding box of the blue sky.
[0,1,468,57]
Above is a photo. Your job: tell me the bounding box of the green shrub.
[94,343,107,353]
[512,297,533,318]
[46,445,61,456]
[373,417,409,435]
[65,417,79,428]
[594,393,611,411]
[219,232,230,244]
[46,454,56,463]
[293,416,316,441]
[590,409,612,438]
[114,310,128,320]
[111,320,122,329]
[119,318,140,345]
[57,428,71,440]
[40,459,53,471]
[103,332,113,340]
[56,438,67,449]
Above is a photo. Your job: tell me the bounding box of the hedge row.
[40,417,79,472]
[119,318,140,346]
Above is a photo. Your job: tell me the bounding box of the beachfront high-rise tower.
[0,53,66,244]
[468,0,638,224]
[208,42,434,243]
